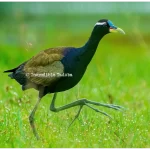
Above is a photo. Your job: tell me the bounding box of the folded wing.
[24,47,65,86]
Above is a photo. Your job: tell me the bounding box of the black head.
[94,19,125,35]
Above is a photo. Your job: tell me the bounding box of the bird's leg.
[29,97,41,140]
[50,93,124,126]
[29,87,44,140]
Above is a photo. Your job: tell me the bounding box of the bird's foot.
[68,99,125,127]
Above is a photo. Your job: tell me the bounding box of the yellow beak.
[109,27,125,34]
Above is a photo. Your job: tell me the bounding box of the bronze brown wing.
[24,47,65,87]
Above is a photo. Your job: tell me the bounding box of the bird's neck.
[79,27,108,66]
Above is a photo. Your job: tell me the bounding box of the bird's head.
[94,19,125,35]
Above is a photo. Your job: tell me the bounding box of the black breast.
[44,47,88,94]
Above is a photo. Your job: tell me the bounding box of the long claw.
[85,103,112,119]
[109,104,126,112]
[68,105,83,128]
[87,100,125,111]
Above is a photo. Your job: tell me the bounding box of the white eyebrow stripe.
[95,22,106,26]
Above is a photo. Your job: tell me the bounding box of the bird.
[4,19,125,140]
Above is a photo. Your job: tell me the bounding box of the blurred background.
[1,2,150,61]
[0,2,150,148]
[1,2,150,65]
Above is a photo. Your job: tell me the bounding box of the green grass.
[1,13,150,147]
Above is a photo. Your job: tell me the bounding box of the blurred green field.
[0,8,150,148]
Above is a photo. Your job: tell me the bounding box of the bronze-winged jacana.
[4,19,125,140]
